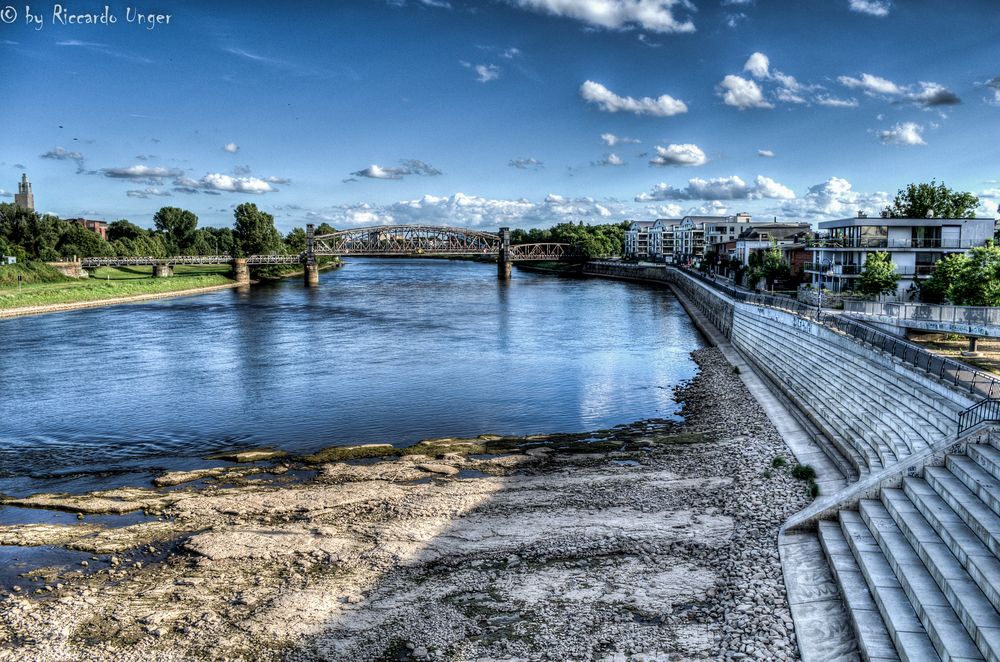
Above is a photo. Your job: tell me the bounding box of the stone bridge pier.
[497,226,512,281]
[152,264,173,278]
[232,258,250,286]
[304,224,319,287]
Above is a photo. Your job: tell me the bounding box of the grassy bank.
[0,265,234,310]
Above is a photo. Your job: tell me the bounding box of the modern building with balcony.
[733,223,813,266]
[648,217,680,262]
[624,220,655,259]
[805,213,995,296]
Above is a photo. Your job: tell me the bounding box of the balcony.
[807,237,973,250]
[804,263,936,277]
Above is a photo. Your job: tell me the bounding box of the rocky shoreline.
[0,347,813,661]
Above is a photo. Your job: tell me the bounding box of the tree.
[884,180,979,219]
[284,227,307,253]
[857,251,899,298]
[153,207,198,255]
[746,242,789,290]
[949,242,1000,306]
[107,219,147,242]
[919,252,968,303]
[233,203,282,257]
[58,222,110,258]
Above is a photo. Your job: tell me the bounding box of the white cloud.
[986,75,1000,105]
[743,52,769,79]
[198,173,278,193]
[351,160,442,180]
[223,143,239,153]
[126,187,172,199]
[848,0,890,17]
[509,157,544,169]
[752,175,795,199]
[102,165,185,183]
[510,0,696,34]
[719,75,773,109]
[909,82,961,107]
[593,153,625,166]
[776,176,890,218]
[41,146,87,173]
[877,121,926,145]
[0,189,12,199]
[635,174,795,201]
[298,192,633,229]
[580,80,687,116]
[649,143,708,167]
[501,47,521,59]
[757,149,775,157]
[838,73,902,96]
[815,95,859,108]
[601,132,640,146]
[475,64,499,82]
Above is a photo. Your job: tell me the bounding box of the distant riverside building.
[14,173,34,211]
[733,223,813,266]
[624,220,655,259]
[806,212,995,295]
[66,218,109,241]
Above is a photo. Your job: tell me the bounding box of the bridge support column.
[497,226,512,281]
[967,336,980,355]
[232,258,250,286]
[303,223,319,287]
[152,264,173,278]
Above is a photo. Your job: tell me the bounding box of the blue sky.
[1,0,998,231]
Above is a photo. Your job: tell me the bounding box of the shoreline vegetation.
[0,347,813,660]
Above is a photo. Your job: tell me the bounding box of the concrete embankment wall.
[583,262,974,479]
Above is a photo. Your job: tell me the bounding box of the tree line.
[511,221,628,258]
[0,202,335,262]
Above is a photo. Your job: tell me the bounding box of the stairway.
[817,437,1000,661]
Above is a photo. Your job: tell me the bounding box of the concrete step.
[819,520,901,661]
[904,477,1000,616]
[859,499,985,661]
[839,510,942,661]
[881,489,1000,661]
[970,445,1000,483]
[948,456,1000,519]
[925,466,1000,562]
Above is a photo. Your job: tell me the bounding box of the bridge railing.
[843,299,1000,327]
[673,266,1000,400]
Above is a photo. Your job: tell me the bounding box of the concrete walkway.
[671,287,861,662]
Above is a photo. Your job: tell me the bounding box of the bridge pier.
[152,264,173,278]
[497,226,512,281]
[303,223,319,287]
[304,262,319,287]
[232,258,250,286]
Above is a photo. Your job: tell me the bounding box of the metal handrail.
[958,399,1000,434]
[674,266,1000,401]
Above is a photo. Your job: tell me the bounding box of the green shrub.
[771,456,787,469]
[807,480,820,498]
[762,469,772,479]
[791,464,816,481]
[732,366,741,375]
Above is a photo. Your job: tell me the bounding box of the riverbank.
[0,265,236,318]
[0,347,813,661]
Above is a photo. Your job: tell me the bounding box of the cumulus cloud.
[776,176,890,218]
[509,157,544,169]
[838,73,902,96]
[580,80,687,116]
[635,174,795,201]
[351,160,443,180]
[601,132,640,146]
[815,95,859,108]
[593,153,625,166]
[838,74,959,107]
[41,146,86,173]
[474,63,499,82]
[719,75,773,109]
[877,121,926,145]
[848,0,890,16]
[510,0,696,34]
[757,149,775,157]
[296,192,632,229]
[223,143,239,153]
[102,165,185,184]
[743,52,770,79]
[0,189,12,199]
[649,144,708,167]
[126,187,172,199]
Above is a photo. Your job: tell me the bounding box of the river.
[0,259,704,497]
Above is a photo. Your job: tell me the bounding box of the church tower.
[14,173,34,211]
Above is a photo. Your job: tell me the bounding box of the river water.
[0,259,704,497]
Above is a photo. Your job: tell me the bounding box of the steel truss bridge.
[78,225,584,268]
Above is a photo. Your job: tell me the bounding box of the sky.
[1,0,998,232]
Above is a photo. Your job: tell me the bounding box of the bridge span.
[76,225,584,286]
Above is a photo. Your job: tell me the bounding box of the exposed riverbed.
[0,348,812,661]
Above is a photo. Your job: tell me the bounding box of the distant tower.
[14,173,34,211]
